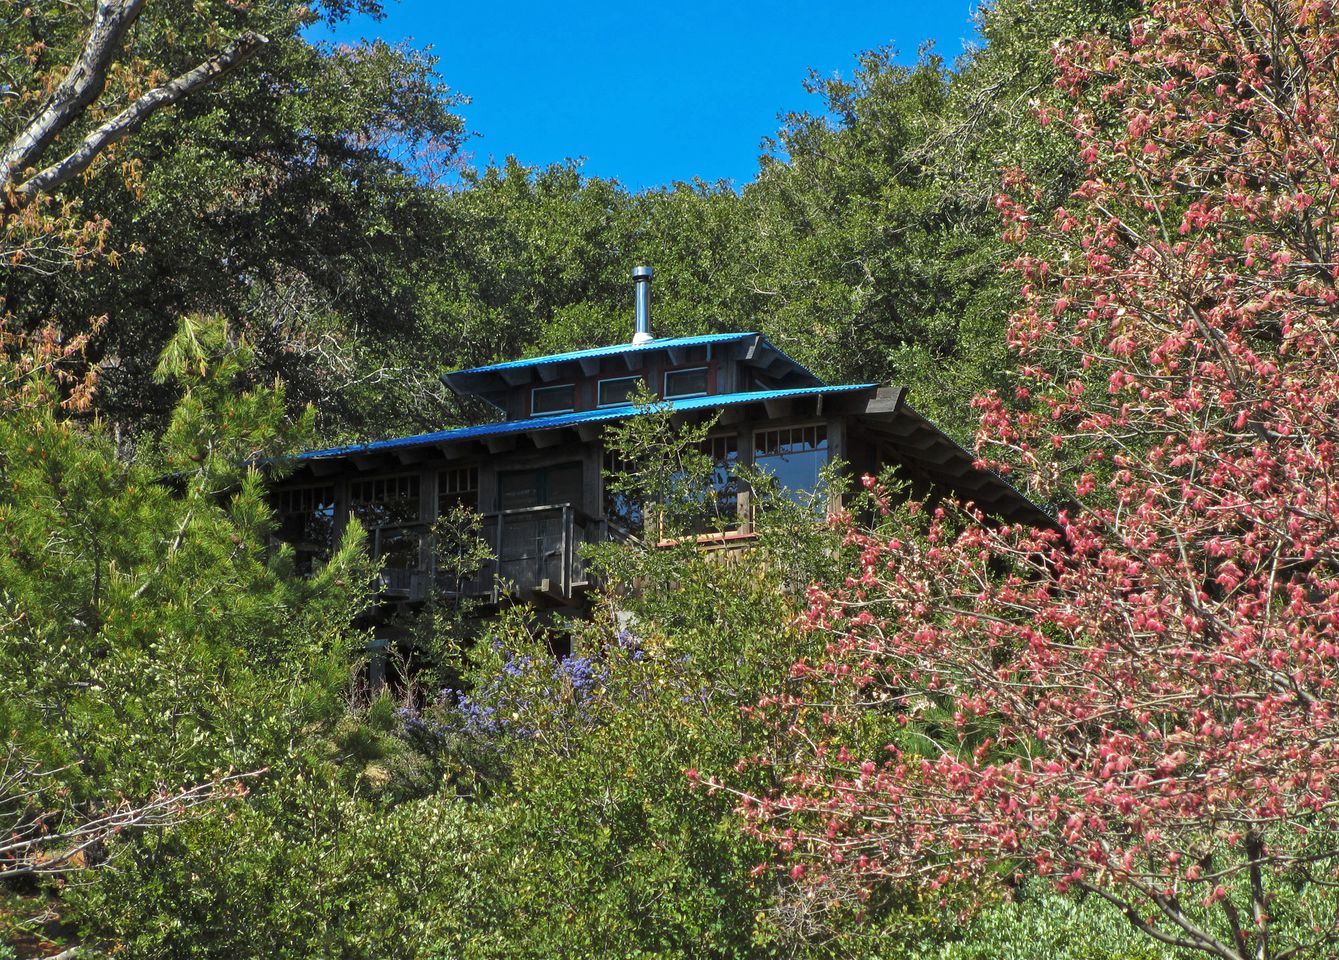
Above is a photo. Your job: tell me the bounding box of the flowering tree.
[735,3,1339,959]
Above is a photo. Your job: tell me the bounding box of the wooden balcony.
[375,502,601,605]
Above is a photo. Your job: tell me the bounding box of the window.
[603,449,642,535]
[497,462,582,511]
[663,367,708,399]
[350,475,424,578]
[436,467,484,593]
[350,474,420,528]
[755,425,828,500]
[597,376,642,408]
[438,466,479,515]
[275,484,336,574]
[701,433,740,530]
[374,526,424,571]
[532,384,576,416]
[602,435,740,536]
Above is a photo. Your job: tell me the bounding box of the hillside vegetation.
[3,2,1336,959]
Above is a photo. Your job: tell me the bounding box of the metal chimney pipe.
[632,265,653,344]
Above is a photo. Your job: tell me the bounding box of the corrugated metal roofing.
[295,383,875,461]
[444,332,757,376]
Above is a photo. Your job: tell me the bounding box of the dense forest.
[3,1,1338,958]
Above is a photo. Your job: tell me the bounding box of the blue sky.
[316,2,981,191]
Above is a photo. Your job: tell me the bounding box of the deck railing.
[375,502,599,603]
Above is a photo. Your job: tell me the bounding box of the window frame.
[596,375,643,408]
[273,483,338,574]
[274,483,337,525]
[662,365,710,400]
[531,382,577,417]
[753,422,830,502]
[348,473,422,530]
[437,465,480,514]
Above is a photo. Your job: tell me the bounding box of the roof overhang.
[283,381,1054,530]
[292,383,878,469]
[440,332,823,409]
[850,388,1056,529]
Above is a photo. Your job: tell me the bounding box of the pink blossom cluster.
[728,3,1339,957]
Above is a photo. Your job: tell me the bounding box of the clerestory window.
[531,384,576,416]
[597,376,642,408]
[663,367,708,399]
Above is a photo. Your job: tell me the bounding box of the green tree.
[736,0,1140,439]
[0,314,370,879]
[70,771,491,959]
[0,0,465,436]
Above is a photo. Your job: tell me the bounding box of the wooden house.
[271,267,1050,614]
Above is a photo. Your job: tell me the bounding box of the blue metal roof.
[295,383,876,462]
[445,332,757,377]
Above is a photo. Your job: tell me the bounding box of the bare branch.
[0,0,148,186]
[6,31,269,210]
[0,766,263,880]
[1076,881,1238,960]
[0,0,269,211]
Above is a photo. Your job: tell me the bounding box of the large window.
[373,526,424,571]
[497,462,582,512]
[438,466,479,515]
[755,425,828,500]
[597,376,642,408]
[602,434,739,536]
[350,474,420,528]
[531,384,576,416]
[274,484,336,575]
[603,450,642,536]
[702,433,740,528]
[435,466,484,594]
[350,474,423,574]
[663,367,708,399]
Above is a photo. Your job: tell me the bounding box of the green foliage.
[353,416,915,958]
[0,0,466,435]
[392,162,757,433]
[69,764,491,960]
[734,0,1141,440]
[407,600,788,958]
[363,503,497,707]
[910,887,1188,960]
[599,384,721,537]
[0,313,370,830]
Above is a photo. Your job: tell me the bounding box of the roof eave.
[850,396,1056,530]
[294,383,878,464]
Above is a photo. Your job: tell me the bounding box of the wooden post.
[420,466,436,577]
[568,504,577,595]
[562,504,572,597]
[367,634,389,697]
[332,476,349,541]
[737,425,754,534]
[826,418,846,515]
[581,442,602,520]
[493,510,504,603]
